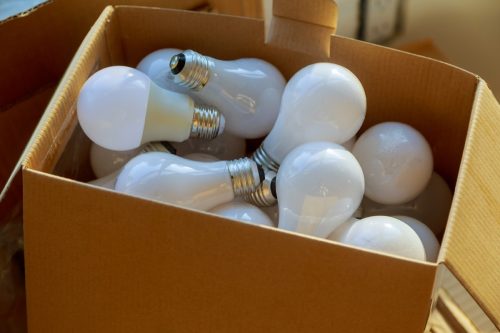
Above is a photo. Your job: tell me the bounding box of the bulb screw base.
[190,105,224,140]
[169,50,213,91]
[140,141,176,154]
[252,145,280,173]
[227,158,261,197]
[244,170,277,207]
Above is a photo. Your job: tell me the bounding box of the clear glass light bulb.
[77,66,225,151]
[171,131,246,161]
[253,62,366,171]
[169,50,286,139]
[276,142,365,238]
[361,172,452,236]
[210,201,274,227]
[330,216,426,261]
[137,48,184,91]
[353,122,433,205]
[115,152,264,211]
[393,215,440,262]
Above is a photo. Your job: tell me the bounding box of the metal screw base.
[190,105,224,140]
[252,145,280,172]
[227,158,260,197]
[244,170,277,207]
[169,50,213,91]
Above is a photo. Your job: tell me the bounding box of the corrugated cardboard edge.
[0,0,51,25]
[23,6,115,172]
[442,79,500,328]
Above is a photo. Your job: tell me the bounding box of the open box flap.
[266,0,337,57]
[441,80,500,329]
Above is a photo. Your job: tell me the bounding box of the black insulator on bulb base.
[170,53,186,74]
[257,165,265,183]
[270,177,277,199]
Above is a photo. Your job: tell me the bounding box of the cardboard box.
[0,0,264,224]
[21,1,500,332]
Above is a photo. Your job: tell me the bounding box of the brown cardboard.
[21,3,500,332]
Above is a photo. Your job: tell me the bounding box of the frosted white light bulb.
[361,172,452,235]
[210,202,274,227]
[88,170,121,190]
[183,153,219,162]
[327,217,359,241]
[169,50,286,139]
[115,153,264,211]
[90,143,143,178]
[77,66,224,151]
[88,142,173,187]
[137,48,184,92]
[393,215,440,262]
[331,216,426,261]
[353,122,433,205]
[276,142,365,238]
[253,62,366,171]
[171,131,246,160]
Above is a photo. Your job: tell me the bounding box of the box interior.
[22,5,495,332]
[44,5,477,240]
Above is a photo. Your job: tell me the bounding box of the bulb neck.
[169,50,214,91]
[226,158,261,197]
[244,171,277,207]
[140,141,176,154]
[190,105,224,140]
[252,145,280,172]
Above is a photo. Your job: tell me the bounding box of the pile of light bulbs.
[77,48,453,263]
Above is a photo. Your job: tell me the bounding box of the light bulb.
[252,62,366,171]
[276,142,365,238]
[171,131,246,160]
[210,202,274,227]
[115,152,264,211]
[330,216,426,261]
[88,170,121,190]
[137,48,185,92]
[353,122,433,205]
[393,215,440,262]
[244,170,277,207]
[259,205,279,227]
[327,217,359,241]
[88,142,173,187]
[169,50,286,139]
[183,153,219,162]
[77,66,225,151]
[361,172,452,236]
[90,141,174,178]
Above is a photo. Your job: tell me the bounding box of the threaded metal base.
[252,145,280,172]
[190,105,223,140]
[169,50,213,91]
[227,158,260,197]
[244,170,277,207]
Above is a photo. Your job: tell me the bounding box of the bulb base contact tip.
[191,105,225,140]
[244,171,277,207]
[227,158,262,197]
[252,145,280,172]
[169,50,213,90]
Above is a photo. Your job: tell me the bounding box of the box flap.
[442,80,500,328]
[266,0,337,57]
[24,169,437,333]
